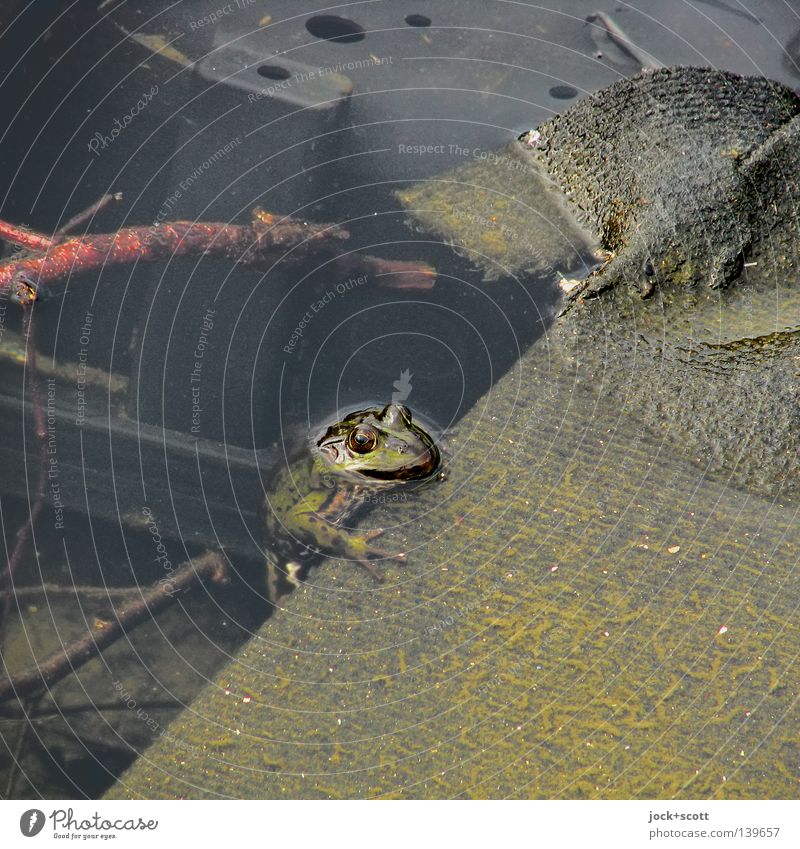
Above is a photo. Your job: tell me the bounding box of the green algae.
[396,142,599,282]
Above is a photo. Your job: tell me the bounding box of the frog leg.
[359,528,407,555]
[332,526,407,583]
[295,507,405,582]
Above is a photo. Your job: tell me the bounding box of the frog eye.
[347,426,378,454]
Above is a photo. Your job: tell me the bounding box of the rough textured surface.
[535,66,800,296]
[557,275,800,499]
[532,66,800,497]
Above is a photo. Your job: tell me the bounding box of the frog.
[263,402,441,603]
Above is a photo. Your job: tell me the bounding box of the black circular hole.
[305,15,366,43]
[257,64,291,80]
[405,14,431,27]
[549,84,579,100]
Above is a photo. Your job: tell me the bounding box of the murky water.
[1,0,798,800]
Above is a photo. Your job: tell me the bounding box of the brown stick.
[338,254,437,289]
[0,698,179,721]
[0,550,229,703]
[3,695,37,797]
[11,583,144,601]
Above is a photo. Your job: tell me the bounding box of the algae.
[397,143,599,282]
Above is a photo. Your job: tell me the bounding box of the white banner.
[0,799,797,848]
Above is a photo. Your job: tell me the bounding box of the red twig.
[0,220,54,252]
[341,254,437,289]
[56,191,123,237]
[0,217,348,293]
[0,210,437,294]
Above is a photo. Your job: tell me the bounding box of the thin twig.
[0,699,180,722]
[0,216,349,293]
[12,583,143,601]
[3,695,39,798]
[0,550,229,703]
[56,192,123,237]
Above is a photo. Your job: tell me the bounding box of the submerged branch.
[0,217,349,294]
[0,208,437,295]
[0,551,229,703]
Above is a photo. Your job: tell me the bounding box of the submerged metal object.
[585,12,665,71]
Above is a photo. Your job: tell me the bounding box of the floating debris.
[558,276,584,295]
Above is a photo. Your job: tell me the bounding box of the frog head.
[315,403,440,484]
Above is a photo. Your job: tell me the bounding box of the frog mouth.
[358,445,441,482]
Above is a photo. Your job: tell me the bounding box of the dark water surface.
[0,0,798,799]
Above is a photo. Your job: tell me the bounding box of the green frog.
[263,403,441,603]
